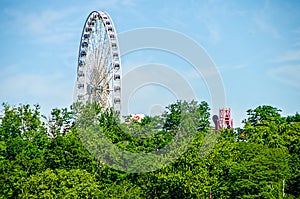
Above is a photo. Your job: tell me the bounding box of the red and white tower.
[217,108,233,129]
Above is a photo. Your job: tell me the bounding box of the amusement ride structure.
[74,11,121,114]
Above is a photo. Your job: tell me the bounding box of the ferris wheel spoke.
[99,39,110,65]
[94,40,109,71]
[103,74,113,86]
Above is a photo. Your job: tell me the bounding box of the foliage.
[0,102,299,198]
[243,105,283,126]
[20,168,101,198]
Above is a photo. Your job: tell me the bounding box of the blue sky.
[0,0,299,127]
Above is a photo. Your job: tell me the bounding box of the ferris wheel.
[74,11,121,114]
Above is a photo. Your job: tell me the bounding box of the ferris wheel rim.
[75,11,122,114]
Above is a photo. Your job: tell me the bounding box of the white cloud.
[295,41,300,47]
[274,50,300,62]
[216,63,248,71]
[207,25,221,44]
[87,0,137,10]
[251,1,280,39]
[0,65,74,107]
[157,0,224,45]
[293,27,300,46]
[269,65,300,89]
[253,16,280,38]
[119,0,137,7]
[0,73,71,99]
[230,9,247,17]
[3,0,139,44]
[4,7,79,44]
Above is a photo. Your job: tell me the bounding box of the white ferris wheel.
[74,11,121,114]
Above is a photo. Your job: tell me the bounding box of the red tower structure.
[217,108,233,129]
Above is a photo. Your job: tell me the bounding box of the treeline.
[0,101,299,198]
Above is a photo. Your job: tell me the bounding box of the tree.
[243,105,282,126]
[242,109,300,198]
[0,103,46,140]
[47,107,74,138]
[162,100,210,132]
[20,169,101,198]
[207,141,290,198]
[286,112,300,123]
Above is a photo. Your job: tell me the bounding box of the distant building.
[216,108,233,129]
[131,114,145,122]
